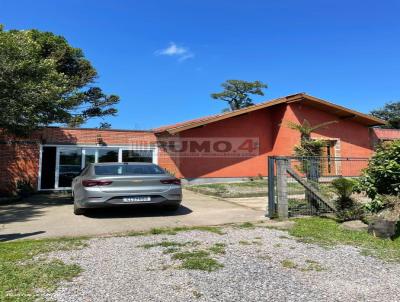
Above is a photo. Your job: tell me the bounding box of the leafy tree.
[98,122,112,129]
[287,119,338,142]
[370,101,400,129]
[287,118,338,209]
[357,140,400,199]
[211,80,267,111]
[286,119,338,157]
[0,25,119,136]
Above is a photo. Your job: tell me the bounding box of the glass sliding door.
[57,148,82,188]
[40,145,156,190]
[83,148,96,166]
[98,148,119,163]
[122,149,153,163]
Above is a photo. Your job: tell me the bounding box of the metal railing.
[268,156,369,218]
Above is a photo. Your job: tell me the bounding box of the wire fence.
[268,156,370,217]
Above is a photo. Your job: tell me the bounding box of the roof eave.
[154,93,386,134]
[155,97,289,135]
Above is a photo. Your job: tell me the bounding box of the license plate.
[123,197,151,202]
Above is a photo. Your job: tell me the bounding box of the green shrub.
[331,177,357,211]
[336,206,365,222]
[365,195,400,214]
[16,179,35,197]
[364,198,385,213]
[331,177,363,221]
[293,139,325,157]
[357,140,400,199]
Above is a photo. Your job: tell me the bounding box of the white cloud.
[155,42,194,62]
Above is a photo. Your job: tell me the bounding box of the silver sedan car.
[71,162,182,215]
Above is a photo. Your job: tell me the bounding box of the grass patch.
[239,240,251,245]
[137,241,198,249]
[163,247,181,254]
[179,256,223,272]
[281,258,325,271]
[301,259,325,272]
[186,181,306,198]
[172,250,210,260]
[127,225,224,237]
[289,217,400,262]
[192,290,203,299]
[172,250,223,272]
[281,259,297,269]
[185,180,268,198]
[237,222,255,229]
[208,243,226,254]
[0,238,85,301]
[258,254,272,260]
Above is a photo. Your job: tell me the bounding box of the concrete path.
[0,189,266,241]
[222,196,267,211]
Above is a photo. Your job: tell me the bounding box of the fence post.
[276,157,288,219]
[267,157,275,217]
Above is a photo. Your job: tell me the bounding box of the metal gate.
[267,156,369,218]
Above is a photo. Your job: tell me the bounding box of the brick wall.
[0,128,169,195]
[0,135,40,195]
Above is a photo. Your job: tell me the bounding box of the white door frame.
[38,144,158,190]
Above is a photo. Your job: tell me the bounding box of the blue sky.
[1,0,399,129]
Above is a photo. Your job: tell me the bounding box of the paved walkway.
[222,196,267,211]
[0,189,266,241]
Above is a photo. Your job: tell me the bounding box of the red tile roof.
[372,128,400,140]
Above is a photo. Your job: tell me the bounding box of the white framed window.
[38,145,157,190]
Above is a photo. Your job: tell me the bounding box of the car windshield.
[94,164,166,176]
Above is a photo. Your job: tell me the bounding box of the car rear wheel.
[73,202,85,215]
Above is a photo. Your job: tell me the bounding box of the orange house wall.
[169,108,277,178]
[169,103,375,178]
[270,103,374,156]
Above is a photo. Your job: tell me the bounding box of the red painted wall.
[167,102,375,178]
[270,102,374,176]
[271,102,374,158]
[167,108,275,178]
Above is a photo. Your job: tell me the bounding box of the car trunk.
[97,175,173,194]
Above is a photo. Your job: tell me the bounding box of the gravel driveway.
[45,226,400,302]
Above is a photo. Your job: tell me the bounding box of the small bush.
[331,178,356,210]
[364,195,399,214]
[336,206,365,222]
[364,199,385,213]
[357,140,400,199]
[331,177,363,221]
[16,179,35,197]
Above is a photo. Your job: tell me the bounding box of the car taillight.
[160,178,181,185]
[82,180,113,187]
